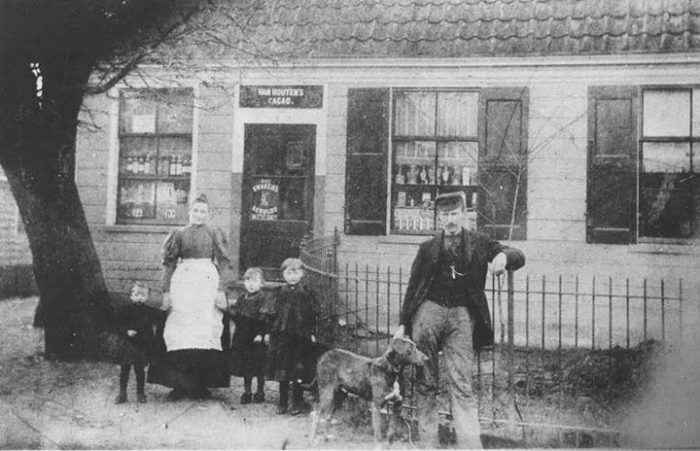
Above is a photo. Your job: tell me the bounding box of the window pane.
[642,142,691,173]
[437,92,478,137]
[437,141,478,185]
[695,143,700,173]
[394,92,435,136]
[394,141,436,185]
[118,180,156,221]
[640,173,699,238]
[155,180,190,223]
[119,137,158,174]
[120,92,157,134]
[643,90,690,137]
[158,91,194,133]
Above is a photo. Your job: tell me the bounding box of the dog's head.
[388,336,429,367]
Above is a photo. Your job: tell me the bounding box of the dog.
[309,336,428,446]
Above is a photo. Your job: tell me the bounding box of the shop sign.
[240,85,323,108]
[250,179,279,220]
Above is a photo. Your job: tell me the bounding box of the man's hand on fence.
[489,252,507,276]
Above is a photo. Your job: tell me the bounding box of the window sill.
[102,224,178,234]
[630,239,700,255]
[378,233,435,245]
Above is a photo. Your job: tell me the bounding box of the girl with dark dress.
[114,282,162,404]
[148,194,232,400]
[227,267,272,404]
[266,258,318,415]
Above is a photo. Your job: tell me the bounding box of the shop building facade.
[73,0,700,299]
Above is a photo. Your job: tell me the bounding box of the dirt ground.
[0,297,406,450]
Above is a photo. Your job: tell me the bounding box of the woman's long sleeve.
[212,227,234,291]
[161,229,181,292]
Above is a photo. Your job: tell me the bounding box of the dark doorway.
[240,124,316,277]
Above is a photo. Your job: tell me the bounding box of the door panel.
[240,124,315,275]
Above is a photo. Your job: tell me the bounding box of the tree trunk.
[0,53,118,360]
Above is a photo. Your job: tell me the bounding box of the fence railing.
[300,230,693,447]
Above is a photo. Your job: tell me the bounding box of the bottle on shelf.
[126,156,134,174]
[452,166,461,185]
[419,166,429,185]
[406,165,419,185]
[182,157,191,175]
[441,166,451,185]
[143,155,151,175]
[168,156,175,176]
[176,156,183,175]
[462,167,472,185]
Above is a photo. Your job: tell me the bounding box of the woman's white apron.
[163,258,223,351]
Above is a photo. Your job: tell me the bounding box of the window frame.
[638,85,700,242]
[108,86,198,228]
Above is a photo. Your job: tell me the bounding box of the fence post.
[507,270,514,389]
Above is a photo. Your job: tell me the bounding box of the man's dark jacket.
[400,229,525,351]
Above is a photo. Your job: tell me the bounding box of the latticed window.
[640,89,700,239]
[117,88,193,225]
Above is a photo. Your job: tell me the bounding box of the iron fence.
[300,230,693,447]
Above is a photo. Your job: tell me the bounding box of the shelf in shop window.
[390,229,435,235]
[119,173,191,180]
[394,183,478,188]
[119,133,192,138]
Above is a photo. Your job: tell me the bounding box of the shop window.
[392,91,479,234]
[587,87,700,243]
[345,88,528,239]
[117,88,193,225]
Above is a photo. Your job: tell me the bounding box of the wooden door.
[240,124,316,276]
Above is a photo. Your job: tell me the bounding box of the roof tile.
[191,0,700,60]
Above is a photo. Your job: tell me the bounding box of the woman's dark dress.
[228,290,271,377]
[266,284,318,383]
[148,224,232,391]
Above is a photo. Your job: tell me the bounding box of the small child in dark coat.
[114,282,162,404]
[227,267,272,404]
[265,258,318,415]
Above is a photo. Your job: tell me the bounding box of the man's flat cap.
[434,191,466,210]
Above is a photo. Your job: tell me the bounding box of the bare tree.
[0,0,214,360]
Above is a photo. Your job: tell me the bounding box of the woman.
[148,193,232,400]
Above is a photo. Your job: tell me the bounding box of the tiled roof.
[181,0,700,61]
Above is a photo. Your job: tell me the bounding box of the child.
[265,258,318,415]
[114,282,161,404]
[227,268,272,404]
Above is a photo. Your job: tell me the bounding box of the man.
[394,191,525,448]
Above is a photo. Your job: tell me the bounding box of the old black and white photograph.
[1,0,699,449]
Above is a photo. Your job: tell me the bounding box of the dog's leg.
[311,386,337,443]
[370,403,384,449]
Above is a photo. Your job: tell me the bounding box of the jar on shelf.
[395,166,406,184]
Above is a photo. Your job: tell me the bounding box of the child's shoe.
[253,392,265,403]
[240,392,252,404]
[115,392,127,404]
[137,393,147,403]
[290,401,312,416]
[277,404,288,414]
